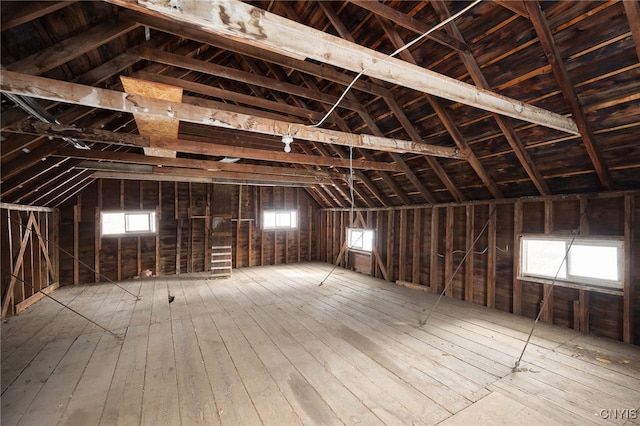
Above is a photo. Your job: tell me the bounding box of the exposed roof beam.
[347,0,469,52]
[623,0,640,62]
[430,0,548,196]
[7,120,402,172]
[526,0,614,190]
[0,71,462,158]
[492,0,529,18]
[1,1,78,31]
[89,170,320,187]
[52,148,349,180]
[5,12,139,76]
[106,0,579,135]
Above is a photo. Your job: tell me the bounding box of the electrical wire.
[512,200,591,373]
[0,266,122,339]
[308,0,482,128]
[419,205,497,327]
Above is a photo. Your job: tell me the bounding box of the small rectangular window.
[347,228,374,252]
[519,235,623,290]
[101,211,156,236]
[263,210,297,230]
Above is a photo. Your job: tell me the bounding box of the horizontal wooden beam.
[0,71,462,158]
[52,147,350,180]
[90,170,320,187]
[6,120,402,172]
[107,0,579,135]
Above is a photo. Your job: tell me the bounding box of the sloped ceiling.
[1,0,639,209]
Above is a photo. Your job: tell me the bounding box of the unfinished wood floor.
[2,262,640,426]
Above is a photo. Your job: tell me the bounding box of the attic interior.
[1,0,640,424]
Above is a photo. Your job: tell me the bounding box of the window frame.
[347,228,374,253]
[262,209,298,231]
[101,210,157,237]
[518,234,624,292]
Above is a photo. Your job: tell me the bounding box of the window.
[347,228,374,252]
[519,235,623,290]
[263,210,297,230]
[101,211,156,236]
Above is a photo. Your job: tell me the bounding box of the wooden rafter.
[5,13,139,76]
[430,0,549,196]
[623,0,640,63]
[106,0,579,135]
[526,0,614,190]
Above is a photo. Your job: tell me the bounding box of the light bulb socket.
[282,134,293,153]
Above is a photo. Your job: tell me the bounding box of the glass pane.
[102,212,125,235]
[362,230,374,251]
[126,213,151,232]
[290,211,297,228]
[349,230,363,249]
[263,211,276,228]
[523,239,567,279]
[276,212,291,228]
[569,245,619,281]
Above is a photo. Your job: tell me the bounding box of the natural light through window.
[348,228,374,252]
[101,211,156,236]
[263,210,297,230]
[519,235,623,290]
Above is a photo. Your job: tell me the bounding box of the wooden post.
[542,199,553,323]
[398,209,407,282]
[465,205,475,302]
[487,203,497,308]
[95,180,102,283]
[430,207,439,293]
[513,200,523,315]
[73,204,80,285]
[445,207,454,298]
[412,208,421,284]
[156,183,162,276]
[386,211,395,281]
[236,185,243,268]
[623,195,633,343]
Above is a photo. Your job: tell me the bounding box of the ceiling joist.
[0,70,463,159]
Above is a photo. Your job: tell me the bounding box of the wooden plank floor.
[2,262,639,425]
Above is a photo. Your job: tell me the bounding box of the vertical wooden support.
[623,195,634,343]
[399,209,407,281]
[176,218,182,275]
[513,200,523,315]
[259,187,264,266]
[296,188,301,263]
[137,181,143,275]
[236,185,243,268]
[73,203,80,285]
[412,208,421,284]
[95,180,102,283]
[117,180,124,281]
[284,188,289,265]
[156,182,162,276]
[386,211,395,281]
[542,199,553,323]
[575,290,589,332]
[445,207,454,298]
[487,203,497,308]
[52,209,60,285]
[430,207,439,293]
[308,203,313,261]
[465,205,475,302]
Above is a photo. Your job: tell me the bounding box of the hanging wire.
[7,215,141,300]
[0,267,122,339]
[419,205,497,327]
[512,200,591,373]
[308,0,482,128]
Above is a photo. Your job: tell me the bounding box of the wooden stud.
[386,211,395,282]
[412,209,421,285]
[513,201,523,315]
[487,203,497,309]
[73,203,80,285]
[430,207,439,294]
[156,183,162,276]
[464,205,474,302]
[398,209,407,282]
[445,207,454,298]
[623,195,634,343]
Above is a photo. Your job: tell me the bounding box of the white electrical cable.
[308,0,482,128]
